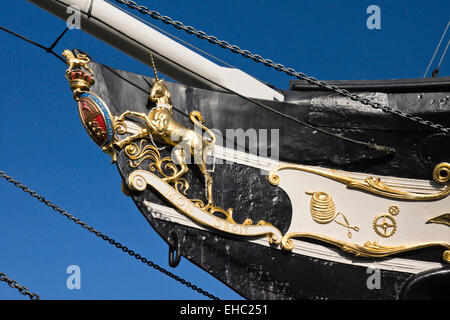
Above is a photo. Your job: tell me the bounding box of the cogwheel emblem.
[373,213,397,238]
[388,205,400,216]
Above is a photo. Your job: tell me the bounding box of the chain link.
[0,171,219,300]
[113,0,450,134]
[0,272,40,300]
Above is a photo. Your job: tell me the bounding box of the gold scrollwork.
[124,139,190,195]
[280,233,450,263]
[269,164,450,262]
[123,139,239,223]
[129,170,283,244]
[426,213,450,227]
[268,163,450,201]
[433,162,450,184]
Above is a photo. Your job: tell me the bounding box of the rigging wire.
[0,25,67,63]
[0,23,220,300]
[1,1,426,298]
[105,0,391,152]
[424,21,449,78]
[0,171,220,300]
[0,3,392,300]
[47,27,69,54]
[58,2,394,153]
[432,38,450,77]
[0,24,218,296]
[437,39,450,68]
[107,0,237,70]
[0,18,387,300]
[4,1,446,299]
[112,0,450,134]
[0,20,380,300]
[0,271,40,300]
[0,39,216,296]
[108,0,282,91]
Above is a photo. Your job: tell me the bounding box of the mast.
[27,0,285,102]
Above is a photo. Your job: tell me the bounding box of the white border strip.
[145,201,444,274]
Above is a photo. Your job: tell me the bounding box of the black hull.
[86,58,450,300]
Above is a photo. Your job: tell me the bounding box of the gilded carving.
[280,233,450,263]
[306,191,359,238]
[426,213,450,227]
[373,213,397,238]
[128,170,282,244]
[61,48,450,262]
[114,54,218,212]
[268,163,450,201]
[372,205,399,238]
[62,49,94,75]
[269,165,450,262]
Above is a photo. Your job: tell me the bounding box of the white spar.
[27,0,285,102]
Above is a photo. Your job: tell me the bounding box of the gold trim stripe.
[268,163,450,201]
[281,232,450,263]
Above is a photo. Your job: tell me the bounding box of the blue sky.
[0,0,448,300]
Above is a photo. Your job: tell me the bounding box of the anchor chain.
[0,170,219,300]
[0,272,40,300]
[114,0,450,134]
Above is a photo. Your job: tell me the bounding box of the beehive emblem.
[306,191,359,238]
